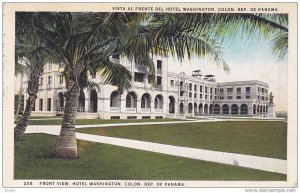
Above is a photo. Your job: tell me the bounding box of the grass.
[14,134,286,180]
[15,118,186,125]
[76,121,287,159]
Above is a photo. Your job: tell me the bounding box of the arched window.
[222,104,229,114]
[179,103,184,114]
[199,103,203,115]
[241,104,248,115]
[214,104,220,114]
[78,90,85,112]
[141,93,151,108]
[231,104,238,115]
[188,103,193,114]
[168,96,175,113]
[110,91,121,107]
[154,95,163,109]
[90,90,98,112]
[126,92,137,108]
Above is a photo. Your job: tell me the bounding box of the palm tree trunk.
[55,62,83,159]
[15,73,24,120]
[14,76,39,141]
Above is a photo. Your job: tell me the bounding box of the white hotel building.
[26,56,271,119]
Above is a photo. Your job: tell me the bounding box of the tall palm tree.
[32,12,229,158]
[14,12,59,141]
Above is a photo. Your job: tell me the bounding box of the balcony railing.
[157,69,162,75]
[126,108,136,112]
[154,109,163,113]
[246,91,251,95]
[110,107,121,112]
[140,108,150,113]
[77,107,85,113]
[180,86,185,91]
[135,64,147,72]
[57,107,64,112]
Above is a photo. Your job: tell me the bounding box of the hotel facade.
[25,56,271,119]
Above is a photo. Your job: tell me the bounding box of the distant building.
[23,56,271,119]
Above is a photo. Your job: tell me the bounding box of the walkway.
[25,124,286,175]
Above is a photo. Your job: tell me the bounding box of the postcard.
[2,2,298,190]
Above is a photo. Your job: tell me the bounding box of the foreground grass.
[15,118,186,125]
[15,134,286,180]
[77,121,287,159]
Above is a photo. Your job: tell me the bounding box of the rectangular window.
[205,86,208,93]
[142,116,151,119]
[200,86,203,92]
[220,88,224,93]
[200,94,202,99]
[220,96,224,100]
[215,88,217,94]
[33,99,36,111]
[246,95,251,99]
[134,72,144,82]
[148,75,152,83]
[59,74,63,84]
[39,77,43,86]
[236,96,241,99]
[48,63,52,70]
[210,95,212,100]
[258,87,260,91]
[205,95,208,100]
[258,95,260,99]
[189,92,192,98]
[48,76,52,85]
[227,96,233,100]
[246,87,251,92]
[180,91,184,97]
[227,88,233,92]
[47,98,51,111]
[155,116,163,119]
[127,116,137,119]
[111,116,120,119]
[39,99,43,111]
[189,83,192,91]
[194,85,197,92]
[210,87,213,94]
[157,76,162,85]
[194,93,197,98]
[237,87,241,92]
[215,96,217,100]
[170,80,174,87]
[157,60,162,69]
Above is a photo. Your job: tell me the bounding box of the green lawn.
[15,118,186,125]
[76,121,287,159]
[15,134,286,180]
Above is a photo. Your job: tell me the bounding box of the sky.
[168,34,288,112]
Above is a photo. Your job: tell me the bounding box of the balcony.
[157,69,162,75]
[77,107,85,113]
[180,86,185,91]
[236,92,241,95]
[110,107,120,112]
[246,91,251,95]
[154,109,163,113]
[111,58,120,64]
[46,84,52,89]
[56,107,64,113]
[135,64,147,72]
[126,108,136,113]
[140,108,150,113]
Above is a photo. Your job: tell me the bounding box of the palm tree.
[14,12,59,141]
[32,12,230,159]
[31,12,288,158]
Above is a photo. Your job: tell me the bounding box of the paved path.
[25,126,286,175]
